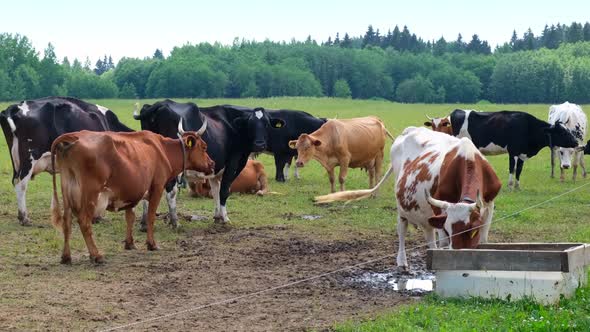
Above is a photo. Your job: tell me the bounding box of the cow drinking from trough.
[50,127,214,264]
[315,127,502,270]
[265,109,326,182]
[288,117,394,194]
[134,100,284,224]
[0,97,133,226]
[548,102,587,182]
[426,109,578,189]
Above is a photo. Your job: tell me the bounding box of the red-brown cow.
[51,125,214,264]
[288,117,394,194]
[189,159,269,197]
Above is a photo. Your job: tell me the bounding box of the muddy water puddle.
[349,269,435,294]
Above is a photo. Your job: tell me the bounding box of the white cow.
[548,102,587,182]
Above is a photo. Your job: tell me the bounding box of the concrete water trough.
[427,243,590,304]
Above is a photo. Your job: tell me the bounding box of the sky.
[1,0,589,63]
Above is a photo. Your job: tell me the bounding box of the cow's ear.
[424,121,432,127]
[313,139,322,146]
[270,118,286,129]
[185,135,197,149]
[428,214,447,229]
[288,140,297,149]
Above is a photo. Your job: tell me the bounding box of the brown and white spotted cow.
[50,125,214,264]
[424,115,452,135]
[288,117,394,194]
[189,159,269,197]
[315,127,502,270]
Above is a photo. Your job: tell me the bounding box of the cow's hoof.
[60,255,72,265]
[18,216,32,226]
[256,190,264,196]
[124,241,136,250]
[91,255,105,265]
[396,265,409,274]
[146,242,159,251]
[168,217,179,229]
[276,177,286,183]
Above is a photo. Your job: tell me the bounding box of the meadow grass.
[1,97,589,331]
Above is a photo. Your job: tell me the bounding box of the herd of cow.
[0,97,586,267]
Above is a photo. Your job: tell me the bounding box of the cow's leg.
[60,202,73,264]
[507,155,516,189]
[139,200,148,232]
[294,163,300,179]
[216,156,248,223]
[327,168,336,193]
[124,208,136,250]
[78,210,103,264]
[146,190,163,251]
[209,176,222,220]
[425,226,438,249]
[165,181,179,228]
[338,163,349,192]
[579,152,587,178]
[275,155,287,182]
[14,170,33,226]
[368,165,375,188]
[550,147,556,178]
[479,202,494,244]
[396,216,409,270]
[437,229,448,248]
[572,151,580,183]
[515,158,524,189]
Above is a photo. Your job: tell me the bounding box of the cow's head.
[583,140,590,155]
[288,133,320,168]
[178,120,215,175]
[188,179,212,198]
[546,121,578,149]
[424,115,452,135]
[425,190,484,249]
[134,103,182,138]
[233,107,285,152]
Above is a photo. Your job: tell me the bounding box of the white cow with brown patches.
[315,127,502,270]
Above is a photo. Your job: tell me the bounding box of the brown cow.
[288,117,394,193]
[51,126,214,264]
[189,159,269,197]
[424,115,453,135]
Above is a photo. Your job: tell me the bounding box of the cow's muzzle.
[296,160,304,168]
[562,164,571,169]
[253,140,266,152]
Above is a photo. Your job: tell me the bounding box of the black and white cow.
[0,97,133,225]
[133,99,285,224]
[548,102,587,182]
[265,109,326,182]
[429,109,578,189]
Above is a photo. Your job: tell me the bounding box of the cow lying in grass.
[315,127,501,270]
[189,159,269,197]
[51,126,214,264]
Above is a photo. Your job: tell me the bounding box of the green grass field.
[1,97,589,331]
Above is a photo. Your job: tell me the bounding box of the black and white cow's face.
[546,121,578,149]
[234,108,285,152]
[135,104,180,139]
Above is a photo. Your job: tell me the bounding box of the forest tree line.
[1,21,590,104]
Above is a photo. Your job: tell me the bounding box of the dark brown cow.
[189,159,269,197]
[51,127,214,264]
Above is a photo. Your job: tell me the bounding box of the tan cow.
[189,159,269,197]
[51,126,214,264]
[288,117,394,193]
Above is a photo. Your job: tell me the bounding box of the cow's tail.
[314,163,395,204]
[383,126,395,140]
[50,141,63,231]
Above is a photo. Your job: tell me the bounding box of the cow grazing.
[134,100,284,223]
[548,102,587,182]
[190,159,269,197]
[427,109,578,189]
[265,110,326,182]
[315,127,502,270]
[0,97,133,226]
[289,117,394,194]
[50,128,214,264]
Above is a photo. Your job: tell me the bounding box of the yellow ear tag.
[275,122,282,128]
[470,230,478,239]
[187,140,192,148]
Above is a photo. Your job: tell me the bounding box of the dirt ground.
[0,220,430,331]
